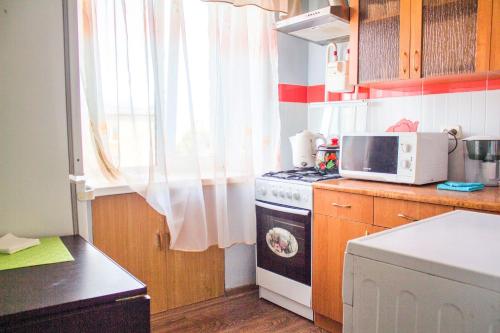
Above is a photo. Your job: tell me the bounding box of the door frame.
[62,0,92,241]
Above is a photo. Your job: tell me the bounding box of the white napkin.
[0,233,40,254]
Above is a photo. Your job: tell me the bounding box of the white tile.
[432,94,447,132]
[470,91,487,136]
[421,95,437,132]
[455,93,473,137]
[484,90,500,136]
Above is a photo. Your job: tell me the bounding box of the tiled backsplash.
[308,89,500,180]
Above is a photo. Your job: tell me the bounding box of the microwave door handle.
[255,201,310,216]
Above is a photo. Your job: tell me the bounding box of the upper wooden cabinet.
[350,0,498,84]
[413,0,493,78]
[356,0,410,82]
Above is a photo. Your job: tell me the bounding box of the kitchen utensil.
[289,130,327,168]
[315,138,340,174]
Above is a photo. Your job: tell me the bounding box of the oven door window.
[266,227,298,258]
[256,204,311,286]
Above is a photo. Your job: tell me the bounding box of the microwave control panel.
[397,135,416,179]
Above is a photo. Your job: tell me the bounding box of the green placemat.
[0,237,74,271]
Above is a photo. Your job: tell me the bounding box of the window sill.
[91,176,253,197]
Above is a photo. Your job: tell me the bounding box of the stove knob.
[260,188,267,196]
[293,192,300,200]
[286,191,292,199]
[271,189,278,196]
[279,190,285,198]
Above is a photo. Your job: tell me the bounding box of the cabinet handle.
[402,51,408,74]
[365,228,369,236]
[331,203,352,208]
[413,50,420,72]
[156,231,163,251]
[397,213,417,221]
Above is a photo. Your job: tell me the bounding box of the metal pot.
[463,136,500,161]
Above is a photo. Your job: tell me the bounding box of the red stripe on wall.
[279,78,500,104]
[278,84,308,103]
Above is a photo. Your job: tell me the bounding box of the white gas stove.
[255,168,340,320]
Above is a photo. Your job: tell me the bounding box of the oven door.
[256,201,311,286]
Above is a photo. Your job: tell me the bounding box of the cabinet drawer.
[314,189,373,224]
[374,197,453,228]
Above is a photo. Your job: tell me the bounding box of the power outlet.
[441,125,462,139]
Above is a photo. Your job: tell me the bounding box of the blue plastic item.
[437,181,485,192]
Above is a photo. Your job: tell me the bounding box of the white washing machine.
[343,210,500,333]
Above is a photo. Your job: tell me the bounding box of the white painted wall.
[0,0,74,237]
[225,244,256,289]
[278,32,310,170]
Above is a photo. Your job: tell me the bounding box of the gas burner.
[262,168,341,183]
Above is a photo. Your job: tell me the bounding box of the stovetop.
[262,168,341,183]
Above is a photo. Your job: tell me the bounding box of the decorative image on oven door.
[256,201,311,285]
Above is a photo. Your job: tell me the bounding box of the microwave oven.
[339,132,448,185]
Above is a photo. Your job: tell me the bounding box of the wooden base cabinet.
[312,188,456,332]
[92,193,224,315]
[313,215,373,323]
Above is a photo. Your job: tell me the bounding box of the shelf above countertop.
[309,99,369,108]
[313,178,500,213]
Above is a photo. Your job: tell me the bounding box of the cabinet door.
[356,0,411,83]
[166,243,225,309]
[126,195,169,314]
[412,0,493,78]
[92,194,169,314]
[313,214,371,323]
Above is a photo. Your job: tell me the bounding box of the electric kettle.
[289,130,327,168]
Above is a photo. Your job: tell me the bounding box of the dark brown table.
[0,235,150,332]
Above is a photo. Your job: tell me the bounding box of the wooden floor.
[151,289,325,333]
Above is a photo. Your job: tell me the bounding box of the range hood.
[275,4,350,45]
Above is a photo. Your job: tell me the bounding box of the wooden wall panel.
[409,0,422,78]
[92,193,225,314]
[491,0,500,70]
[349,0,360,85]
[475,0,493,72]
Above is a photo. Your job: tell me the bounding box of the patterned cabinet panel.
[358,0,407,83]
[420,0,480,77]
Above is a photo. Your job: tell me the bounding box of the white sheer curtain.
[79,0,281,251]
[202,0,287,13]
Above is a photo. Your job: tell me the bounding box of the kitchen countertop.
[313,179,500,213]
